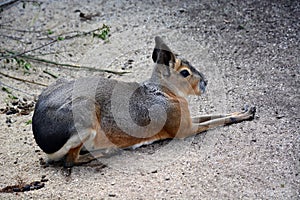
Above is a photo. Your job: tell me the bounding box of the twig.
[0,71,47,87]
[1,50,129,75]
[0,26,42,33]
[0,34,32,44]
[0,0,19,8]
[12,53,129,75]
[0,81,35,97]
[1,40,57,59]
[0,25,110,60]
[43,70,58,78]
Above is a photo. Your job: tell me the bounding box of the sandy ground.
[0,0,299,199]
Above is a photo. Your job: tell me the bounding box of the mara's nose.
[199,79,207,94]
[203,79,208,87]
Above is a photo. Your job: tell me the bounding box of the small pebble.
[41,178,48,182]
[23,185,31,191]
[32,181,40,186]
[12,101,19,106]
[39,158,47,166]
[128,59,134,64]
[179,8,186,13]
[6,118,13,124]
[276,115,284,119]
[36,183,45,189]
[12,188,21,192]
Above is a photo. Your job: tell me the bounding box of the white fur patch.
[131,140,156,149]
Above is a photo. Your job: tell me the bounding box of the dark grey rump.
[32,79,76,154]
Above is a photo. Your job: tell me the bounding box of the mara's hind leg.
[62,130,99,167]
[63,143,84,168]
[63,145,110,167]
[191,106,256,134]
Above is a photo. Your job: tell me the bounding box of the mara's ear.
[152,36,176,66]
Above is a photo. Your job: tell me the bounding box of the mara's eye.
[180,69,190,77]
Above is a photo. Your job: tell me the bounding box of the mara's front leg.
[191,106,256,135]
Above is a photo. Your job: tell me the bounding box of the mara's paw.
[242,105,256,119]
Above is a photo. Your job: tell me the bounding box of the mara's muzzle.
[199,80,208,94]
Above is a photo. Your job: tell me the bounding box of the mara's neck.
[145,73,186,98]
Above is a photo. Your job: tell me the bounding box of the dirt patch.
[0,0,299,199]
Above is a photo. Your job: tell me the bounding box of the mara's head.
[151,36,208,97]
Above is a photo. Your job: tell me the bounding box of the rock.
[22,184,31,191]
[12,188,21,192]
